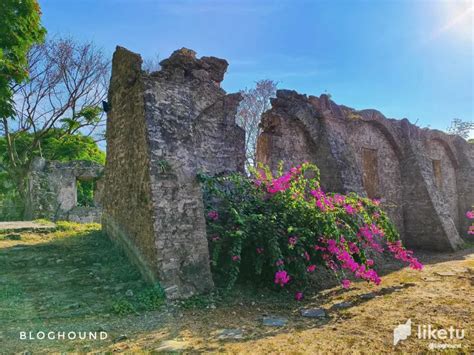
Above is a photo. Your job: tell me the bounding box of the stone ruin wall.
[103,47,245,299]
[347,120,404,235]
[25,157,103,223]
[102,47,472,298]
[257,90,473,251]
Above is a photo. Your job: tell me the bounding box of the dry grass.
[1,224,473,353]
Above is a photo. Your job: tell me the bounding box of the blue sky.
[40,0,473,134]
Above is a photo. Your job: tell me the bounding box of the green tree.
[0,129,105,219]
[0,37,109,219]
[0,0,46,118]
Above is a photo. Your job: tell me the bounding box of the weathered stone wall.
[348,120,404,235]
[25,157,103,222]
[425,139,459,228]
[103,47,245,299]
[257,90,473,251]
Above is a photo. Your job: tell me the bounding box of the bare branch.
[235,79,278,168]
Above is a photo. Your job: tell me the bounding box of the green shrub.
[201,162,422,298]
[136,285,166,310]
[112,285,165,315]
[112,299,136,315]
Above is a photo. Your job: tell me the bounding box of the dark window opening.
[362,148,380,199]
[432,160,443,189]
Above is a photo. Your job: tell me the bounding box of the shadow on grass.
[0,225,168,353]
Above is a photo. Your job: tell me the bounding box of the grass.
[0,222,166,353]
[1,223,473,353]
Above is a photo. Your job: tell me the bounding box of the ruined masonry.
[102,47,245,299]
[257,90,474,251]
[103,47,472,299]
[26,157,103,223]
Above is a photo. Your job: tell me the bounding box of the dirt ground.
[1,224,473,354]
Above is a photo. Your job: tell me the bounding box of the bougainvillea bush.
[467,208,474,235]
[200,162,423,298]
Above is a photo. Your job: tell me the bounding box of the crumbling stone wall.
[425,139,459,228]
[25,157,103,223]
[348,121,404,235]
[257,90,473,251]
[103,47,245,299]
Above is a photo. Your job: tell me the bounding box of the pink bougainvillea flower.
[253,179,262,187]
[304,251,311,261]
[310,188,325,199]
[327,260,339,271]
[207,210,219,221]
[274,270,291,287]
[366,259,374,267]
[276,259,284,266]
[341,279,351,289]
[387,241,423,270]
[372,212,380,219]
[348,242,360,254]
[256,247,264,254]
[358,225,384,252]
[307,264,316,272]
[267,173,293,194]
[409,259,423,270]
[468,226,474,235]
[288,236,298,246]
[295,291,304,301]
[333,194,346,205]
[466,211,474,219]
[232,255,240,262]
[372,199,381,206]
[345,205,356,215]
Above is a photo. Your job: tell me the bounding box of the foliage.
[0,0,46,118]
[112,285,166,315]
[0,129,105,220]
[467,208,474,236]
[0,129,105,165]
[235,79,277,168]
[201,162,422,297]
[77,180,95,207]
[446,118,474,140]
[177,293,220,310]
[0,36,108,219]
[0,222,168,352]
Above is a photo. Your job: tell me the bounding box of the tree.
[0,0,46,119]
[446,118,474,140]
[0,37,109,217]
[236,79,277,168]
[0,129,105,220]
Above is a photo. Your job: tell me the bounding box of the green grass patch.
[0,223,166,353]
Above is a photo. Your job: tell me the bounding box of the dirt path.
[104,248,474,354]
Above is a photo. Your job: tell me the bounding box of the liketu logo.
[393,319,465,347]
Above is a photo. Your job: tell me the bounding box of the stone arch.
[348,121,404,234]
[365,120,403,158]
[425,138,459,228]
[430,137,459,168]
